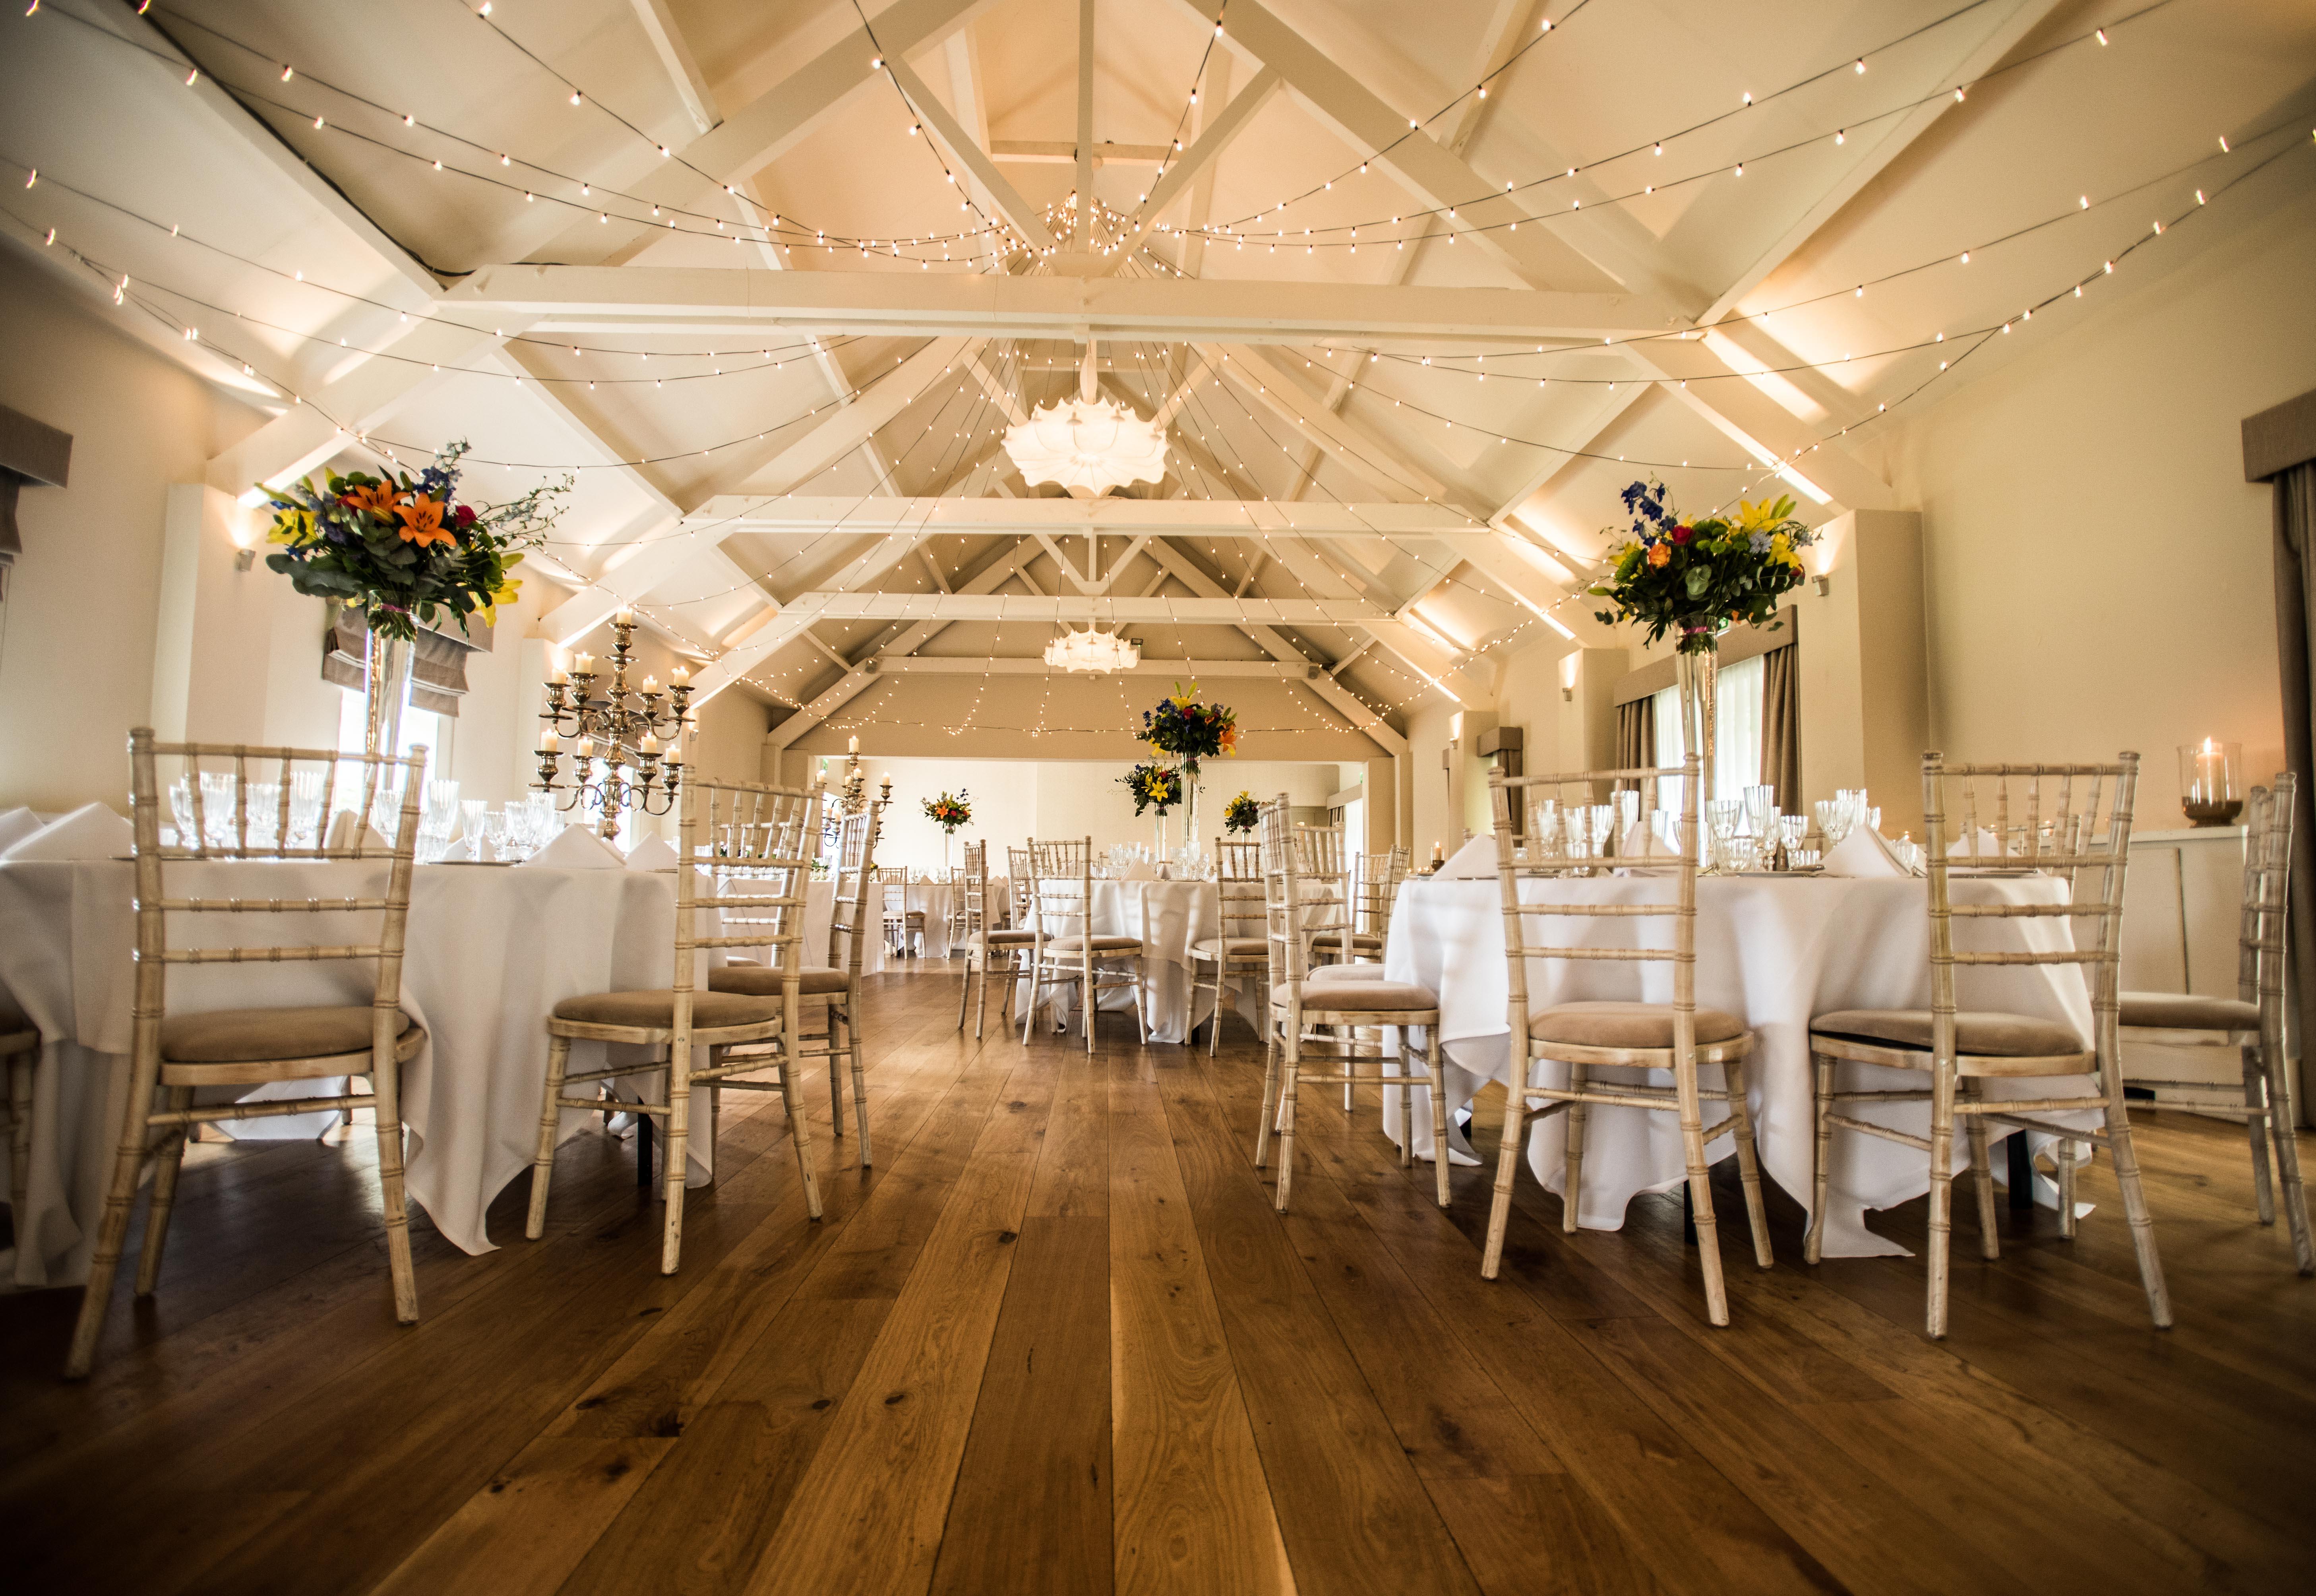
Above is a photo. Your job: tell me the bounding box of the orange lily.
[340,482,405,517]
[394,496,456,548]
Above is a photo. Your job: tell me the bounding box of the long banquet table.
[1378,869,2103,1258]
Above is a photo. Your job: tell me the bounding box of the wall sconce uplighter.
[1812,572,1830,597]
[1557,651,1580,702]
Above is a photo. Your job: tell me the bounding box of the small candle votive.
[2180,739,2243,827]
[572,652,594,675]
[538,731,560,754]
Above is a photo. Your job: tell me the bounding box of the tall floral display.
[264,441,568,756]
[1119,762,1183,854]
[1134,682,1238,852]
[1591,480,1814,854]
[923,788,971,873]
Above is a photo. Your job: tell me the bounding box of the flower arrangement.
[922,790,971,832]
[1223,791,1261,833]
[1590,479,1815,653]
[1136,681,1238,778]
[1120,761,1183,816]
[263,441,569,640]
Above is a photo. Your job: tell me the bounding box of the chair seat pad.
[2118,991,2261,1032]
[553,989,786,1030]
[1528,1001,1746,1049]
[1309,963,1388,980]
[1810,1008,2086,1056]
[1312,932,1385,950]
[1047,935,1143,952]
[708,966,850,998]
[1275,979,1437,1012]
[1192,936,1269,958]
[160,1005,412,1064]
[977,928,1040,945]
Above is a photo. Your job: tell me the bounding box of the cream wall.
[0,248,264,811]
[1870,187,2316,819]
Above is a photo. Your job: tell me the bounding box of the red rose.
[1670,524,1693,544]
[454,504,477,527]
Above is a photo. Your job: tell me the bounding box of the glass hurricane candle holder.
[2179,740,2242,827]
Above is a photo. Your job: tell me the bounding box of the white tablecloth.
[1380,872,2101,1258]
[0,858,715,1287]
[1022,879,1222,1044]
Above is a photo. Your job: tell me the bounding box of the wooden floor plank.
[371,1436,678,1596]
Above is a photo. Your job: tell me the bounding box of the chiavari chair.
[2117,774,2309,1272]
[709,803,879,1166]
[877,866,922,958]
[527,776,825,1274]
[1482,755,1772,1327]
[1189,838,1269,1054]
[1806,753,2170,1337]
[1295,821,1364,967]
[67,730,430,1379]
[1257,797,1450,1214]
[2,1002,33,1232]
[955,839,1037,1038]
[1021,837,1147,1052]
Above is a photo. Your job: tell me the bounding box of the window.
[1650,653,1766,806]
[337,688,449,769]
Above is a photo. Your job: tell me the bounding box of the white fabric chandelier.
[1043,627,1142,674]
[1003,343,1168,498]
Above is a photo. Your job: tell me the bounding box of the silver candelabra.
[533,611,694,838]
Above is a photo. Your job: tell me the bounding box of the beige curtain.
[1760,643,1801,811]
[2270,460,2316,1122]
[322,606,488,716]
[1616,694,1655,773]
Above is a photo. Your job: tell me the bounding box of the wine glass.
[461,800,488,860]
[1706,800,1743,872]
[1778,814,1809,866]
[288,769,327,850]
[1815,798,1850,851]
[480,809,511,862]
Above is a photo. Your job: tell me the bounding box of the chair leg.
[1675,1049,1730,1328]
[1208,969,1225,1057]
[2055,1137,2078,1239]
[1425,1025,1451,1211]
[1082,954,1096,1054]
[1805,1052,1832,1266]
[956,943,972,1032]
[1964,1091,1999,1261]
[1926,1062,1956,1340]
[65,1040,165,1379]
[1254,1011,1280,1169]
[2262,1040,2314,1274]
[371,1051,419,1324]
[827,1014,847,1143]
[1274,1029,1302,1214]
[660,1049,692,1274]
[1723,1054,1773,1270]
[974,950,991,1041]
[846,998,872,1167]
[780,1002,824,1222]
[2242,1040,2277,1227]
[1481,1055,1528,1280]
[527,1036,573,1240]
[1562,1061,1589,1235]
[2101,1090,2173,1329]
[133,1087,194,1296]
[6,1055,30,1228]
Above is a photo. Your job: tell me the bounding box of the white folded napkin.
[1616,819,1687,862]
[624,835,679,871]
[2,801,133,861]
[1822,825,1907,878]
[521,825,625,869]
[1443,833,1498,878]
[0,806,43,853]
[1121,861,1158,881]
[1947,826,2013,860]
[323,809,392,854]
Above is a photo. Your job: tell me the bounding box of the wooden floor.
[5,967,2314,1595]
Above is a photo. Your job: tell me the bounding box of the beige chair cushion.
[1311,931,1385,950]
[1309,963,1388,980]
[707,966,850,998]
[1046,935,1143,952]
[1274,979,1437,1012]
[1810,1009,2086,1056]
[160,1005,412,1064]
[1528,1001,1746,1050]
[977,928,1039,945]
[1192,936,1269,958]
[552,989,786,1030]
[2118,991,2261,1032]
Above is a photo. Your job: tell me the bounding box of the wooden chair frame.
[1019,838,1148,1054]
[67,730,430,1379]
[1481,755,1772,1328]
[878,866,926,959]
[956,839,1036,1039]
[1804,753,2171,1338]
[527,775,825,1274]
[2119,777,2310,1273]
[1256,798,1450,1214]
[3,1013,39,1257]
[1189,838,1268,1055]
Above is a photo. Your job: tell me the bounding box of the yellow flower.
[266,506,314,546]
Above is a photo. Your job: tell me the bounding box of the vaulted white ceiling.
[3,0,2311,751]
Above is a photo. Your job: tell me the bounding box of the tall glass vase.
[1153,808,1170,858]
[363,625,415,760]
[1675,639,1718,868]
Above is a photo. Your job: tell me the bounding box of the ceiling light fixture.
[1044,628,1143,673]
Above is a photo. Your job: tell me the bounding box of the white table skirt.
[1021,880,1222,1044]
[0,857,722,1288]
[1378,872,2102,1259]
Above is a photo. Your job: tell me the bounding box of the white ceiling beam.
[800,593,1383,623]
[1121,68,1283,252]
[1627,342,1895,511]
[1488,378,1652,525]
[1207,343,1474,510]
[1174,51,1232,277]
[443,265,1671,344]
[888,58,1056,248]
[1075,0,1096,244]
[732,337,980,496]
[627,0,722,136]
[687,496,1530,538]
[492,347,682,513]
[875,657,1323,677]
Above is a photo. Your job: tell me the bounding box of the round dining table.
[1378,868,2104,1258]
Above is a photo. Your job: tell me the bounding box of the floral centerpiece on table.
[1135,681,1238,780]
[1590,479,1813,653]
[1121,761,1183,815]
[1223,791,1261,833]
[922,790,971,832]
[263,440,567,639]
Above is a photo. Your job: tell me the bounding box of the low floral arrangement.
[1591,479,1814,653]
[1137,681,1238,779]
[1121,761,1183,815]
[264,441,569,639]
[922,790,971,832]
[1223,791,1261,833]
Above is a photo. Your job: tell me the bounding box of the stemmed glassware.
[1705,800,1743,872]
[461,800,488,860]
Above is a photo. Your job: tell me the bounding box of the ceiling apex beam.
[888,58,1056,248]
[627,0,722,135]
[1075,0,1097,245]
[1116,68,1283,263]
